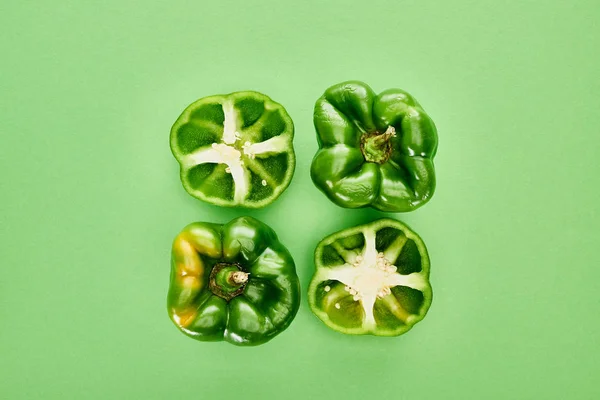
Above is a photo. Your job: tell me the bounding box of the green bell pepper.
[311,81,438,212]
[308,218,432,336]
[167,216,300,346]
[170,91,295,208]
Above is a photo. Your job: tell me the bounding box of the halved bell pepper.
[167,216,300,346]
[308,218,432,336]
[171,91,295,208]
[311,81,438,212]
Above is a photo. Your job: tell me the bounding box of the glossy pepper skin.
[167,216,300,346]
[311,81,438,212]
[308,218,432,336]
[170,91,295,208]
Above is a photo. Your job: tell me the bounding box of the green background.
[1,0,599,398]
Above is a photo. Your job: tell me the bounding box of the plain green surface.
[1,0,599,398]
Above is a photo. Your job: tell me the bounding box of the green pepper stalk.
[360,126,396,164]
[170,91,296,208]
[311,81,438,212]
[208,263,249,301]
[308,218,432,336]
[167,216,300,346]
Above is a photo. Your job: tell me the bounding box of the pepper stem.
[360,126,396,164]
[209,263,249,301]
[230,271,249,284]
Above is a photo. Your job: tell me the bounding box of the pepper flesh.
[171,91,295,208]
[167,216,300,346]
[308,218,432,336]
[311,81,438,212]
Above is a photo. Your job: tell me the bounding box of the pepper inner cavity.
[320,229,419,327]
[215,101,252,169]
[186,100,289,203]
[342,252,398,301]
[325,251,400,327]
[360,125,396,164]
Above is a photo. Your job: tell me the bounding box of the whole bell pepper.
[308,218,432,336]
[311,81,438,212]
[170,91,295,208]
[167,216,300,346]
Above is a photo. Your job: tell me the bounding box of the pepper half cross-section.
[171,91,295,208]
[308,219,432,336]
